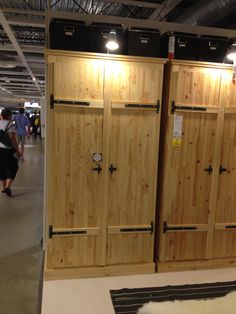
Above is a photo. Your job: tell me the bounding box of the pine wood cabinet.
[156,60,236,272]
[45,50,165,279]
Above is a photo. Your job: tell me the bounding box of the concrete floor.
[0,137,44,314]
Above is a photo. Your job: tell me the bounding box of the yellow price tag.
[172,137,181,147]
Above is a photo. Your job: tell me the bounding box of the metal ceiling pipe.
[175,0,236,26]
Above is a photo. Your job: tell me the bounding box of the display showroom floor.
[42,267,236,314]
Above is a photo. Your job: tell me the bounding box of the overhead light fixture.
[0,64,16,69]
[105,29,119,51]
[227,43,236,61]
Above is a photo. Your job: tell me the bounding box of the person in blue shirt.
[13,107,31,158]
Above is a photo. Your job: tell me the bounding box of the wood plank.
[157,258,236,273]
[45,262,155,280]
[215,223,236,231]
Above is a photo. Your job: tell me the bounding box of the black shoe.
[5,188,12,197]
[1,189,6,193]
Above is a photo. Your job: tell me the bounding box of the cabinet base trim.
[157,258,236,273]
[45,262,155,280]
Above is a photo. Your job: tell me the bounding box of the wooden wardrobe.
[45,50,165,279]
[156,60,236,272]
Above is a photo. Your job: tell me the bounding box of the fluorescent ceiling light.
[0,64,16,69]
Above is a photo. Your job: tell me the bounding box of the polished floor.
[0,137,44,314]
[42,268,236,314]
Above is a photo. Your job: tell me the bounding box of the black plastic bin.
[161,32,198,61]
[50,19,88,51]
[127,27,160,57]
[197,36,230,63]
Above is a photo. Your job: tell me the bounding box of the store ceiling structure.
[0,0,236,107]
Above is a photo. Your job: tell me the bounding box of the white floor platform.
[42,267,236,314]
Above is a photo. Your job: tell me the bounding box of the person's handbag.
[0,122,13,147]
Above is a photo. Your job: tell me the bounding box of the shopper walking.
[13,107,30,158]
[0,108,21,196]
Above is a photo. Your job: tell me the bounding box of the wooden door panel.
[159,232,207,261]
[213,113,236,258]
[107,108,159,264]
[47,57,105,268]
[54,59,104,101]
[107,234,153,265]
[106,61,163,265]
[47,106,104,268]
[173,66,221,107]
[164,112,216,224]
[216,114,236,223]
[159,111,217,262]
[213,232,236,258]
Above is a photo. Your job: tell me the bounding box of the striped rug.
[110,280,236,314]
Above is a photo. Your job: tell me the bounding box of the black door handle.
[109,164,117,174]
[92,164,102,174]
[204,165,213,174]
[219,165,227,174]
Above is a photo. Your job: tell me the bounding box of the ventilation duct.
[175,0,236,26]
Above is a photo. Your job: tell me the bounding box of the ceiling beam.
[0,77,43,83]
[99,0,162,9]
[149,0,183,20]
[0,61,45,68]
[50,10,236,37]
[2,8,45,16]
[0,10,43,96]
[0,44,45,53]
[7,16,45,28]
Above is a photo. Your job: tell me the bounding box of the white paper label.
[173,114,183,147]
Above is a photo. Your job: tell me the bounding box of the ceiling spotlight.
[32,77,36,82]
[227,43,236,61]
[105,29,119,51]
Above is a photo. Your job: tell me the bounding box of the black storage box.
[127,27,160,57]
[88,23,126,54]
[161,32,198,61]
[197,36,230,63]
[50,19,88,51]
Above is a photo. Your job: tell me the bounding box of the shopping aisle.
[0,137,44,314]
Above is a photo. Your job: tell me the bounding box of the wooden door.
[47,57,105,268]
[213,74,236,258]
[158,63,221,262]
[106,60,163,265]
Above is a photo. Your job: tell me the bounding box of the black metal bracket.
[204,165,213,174]
[219,165,227,174]
[171,101,207,114]
[109,163,117,174]
[50,95,90,109]
[120,222,154,234]
[225,225,236,229]
[92,164,102,174]
[163,221,197,233]
[125,103,159,111]
[49,225,87,239]
[50,94,54,109]
[54,100,90,106]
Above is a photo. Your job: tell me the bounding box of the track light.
[105,29,119,51]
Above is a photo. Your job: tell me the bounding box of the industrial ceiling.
[0,0,236,107]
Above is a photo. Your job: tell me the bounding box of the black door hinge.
[163,221,197,233]
[219,165,227,174]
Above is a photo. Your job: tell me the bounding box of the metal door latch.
[109,163,117,174]
[92,164,102,174]
[219,165,227,174]
[204,165,213,174]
